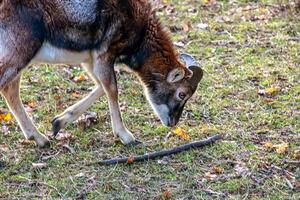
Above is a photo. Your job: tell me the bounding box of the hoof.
[37,139,51,148]
[125,140,143,147]
[31,134,50,148]
[52,117,62,136]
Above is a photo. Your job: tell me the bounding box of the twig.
[98,135,222,165]
[202,188,226,197]
[284,160,300,165]
[284,177,294,190]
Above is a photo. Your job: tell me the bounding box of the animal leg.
[0,75,49,147]
[52,63,105,135]
[94,57,136,145]
[52,85,105,135]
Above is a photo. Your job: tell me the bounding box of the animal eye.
[178,92,186,100]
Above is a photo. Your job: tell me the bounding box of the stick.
[98,135,222,165]
[284,160,300,165]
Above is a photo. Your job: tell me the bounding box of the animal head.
[141,53,203,127]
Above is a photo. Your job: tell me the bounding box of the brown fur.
[0,0,202,146]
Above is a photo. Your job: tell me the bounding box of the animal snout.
[167,115,179,127]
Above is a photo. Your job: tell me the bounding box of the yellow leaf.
[258,87,280,96]
[163,0,171,4]
[172,127,190,140]
[293,149,300,159]
[4,113,12,122]
[0,113,13,123]
[213,166,224,174]
[265,87,280,96]
[259,8,268,14]
[202,0,216,4]
[263,142,273,149]
[274,143,288,154]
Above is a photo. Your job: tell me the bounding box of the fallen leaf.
[162,0,171,4]
[234,162,250,177]
[29,76,39,83]
[28,101,37,108]
[258,87,280,96]
[19,139,35,146]
[263,141,273,149]
[204,172,217,181]
[56,131,74,141]
[74,112,98,129]
[172,127,190,140]
[104,183,113,191]
[4,113,12,122]
[265,87,280,96]
[202,0,217,6]
[157,157,170,165]
[0,113,13,123]
[2,125,10,135]
[174,41,185,47]
[258,89,266,95]
[274,142,289,154]
[75,172,85,178]
[54,95,61,101]
[73,73,87,82]
[41,151,60,161]
[24,105,34,113]
[213,166,224,174]
[61,143,75,153]
[127,155,135,164]
[293,149,300,159]
[32,162,48,169]
[0,144,9,152]
[182,21,192,33]
[162,189,172,199]
[72,92,81,98]
[197,23,209,29]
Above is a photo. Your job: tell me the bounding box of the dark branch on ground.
[98,135,222,165]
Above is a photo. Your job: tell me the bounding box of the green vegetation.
[0,0,299,199]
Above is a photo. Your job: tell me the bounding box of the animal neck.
[127,15,179,85]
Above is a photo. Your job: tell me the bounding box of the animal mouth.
[167,116,178,127]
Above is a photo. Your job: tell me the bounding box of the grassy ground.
[0,0,300,199]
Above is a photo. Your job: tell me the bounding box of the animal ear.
[167,68,185,83]
[180,53,203,88]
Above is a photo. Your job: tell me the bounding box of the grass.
[1,0,300,199]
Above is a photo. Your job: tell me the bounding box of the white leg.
[52,63,105,134]
[52,85,105,134]
[1,75,49,147]
[93,56,137,145]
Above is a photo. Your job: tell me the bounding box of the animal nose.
[168,116,178,127]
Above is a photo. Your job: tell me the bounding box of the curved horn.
[180,53,203,89]
[180,53,198,67]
